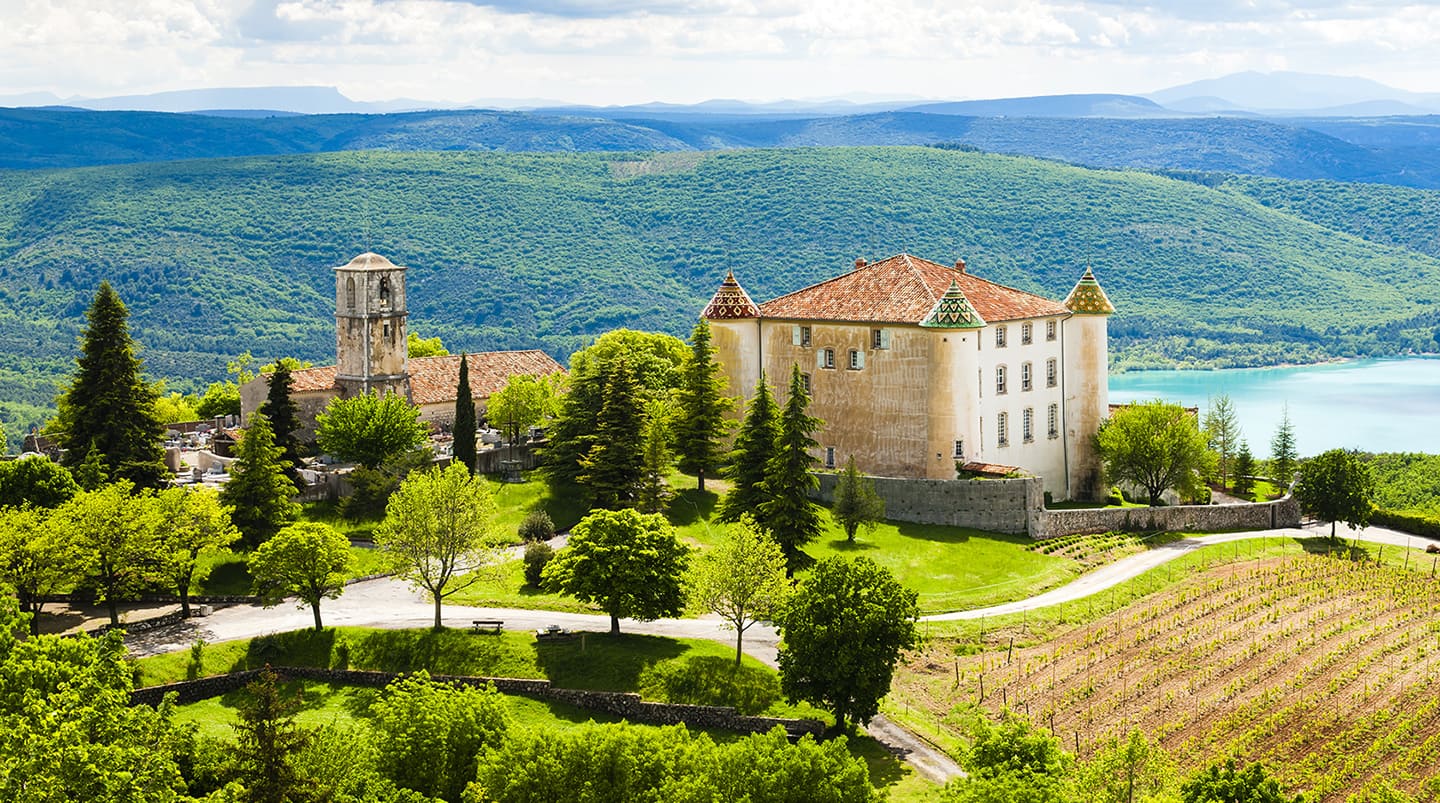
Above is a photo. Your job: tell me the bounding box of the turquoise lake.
[1108,356,1440,457]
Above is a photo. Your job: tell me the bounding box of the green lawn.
[444,558,599,613]
[479,473,589,540]
[192,544,390,596]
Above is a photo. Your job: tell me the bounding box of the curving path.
[126,522,1437,785]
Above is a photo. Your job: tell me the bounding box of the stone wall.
[131,666,824,738]
[813,473,1043,535]
[1028,495,1301,540]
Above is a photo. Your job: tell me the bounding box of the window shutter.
[793,325,802,346]
[879,329,891,349]
[855,350,865,369]
[817,349,826,368]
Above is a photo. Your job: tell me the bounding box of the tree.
[1270,405,1298,489]
[259,362,304,490]
[452,353,477,473]
[1232,442,1256,498]
[0,454,80,509]
[249,522,353,631]
[154,389,200,424]
[543,359,609,485]
[567,328,689,400]
[776,556,919,731]
[755,364,824,564]
[636,400,674,514]
[487,373,558,441]
[1074,730,1178,803]
[1294,448,1375,541]
[689,518,790,666]
[1203,394,1241,491]
[718,374,780,523]
[53,282,169,489]
[57,482,161,627]
[577,359,646,509]
[947,711,1073,803]
[406,331,449,357]
[232,666,311,803]
[221,412,300,547]
[1096,399,1213,507]
[369,671,509,801]
[542,508,690,634]
[154,486,240,618]
[674,319,734,491]
[1179,760,1302,803]
[832,456,885,543]
[375,462,506,630]
[0,506,84,634]
[315,391,428,469]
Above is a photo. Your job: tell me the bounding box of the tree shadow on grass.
[847,735,909,792]
[199,560,252,595]
[826,537,879,552]
[531,632,689,693]
[893,521,1036,547]
[667,486,720,527]
[231,628,337,673]
[1298,536,1369,562]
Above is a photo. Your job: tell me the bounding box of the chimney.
[954,258,967,274]
[853,257,867,271]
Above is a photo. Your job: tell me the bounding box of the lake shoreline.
[1110,351,1440,377]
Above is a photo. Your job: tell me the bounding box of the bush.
[1106,487,1125,506]
[518,509,555,542]
[523,541,554,587]
[1370,508,1440,539]
[638,655,780,715]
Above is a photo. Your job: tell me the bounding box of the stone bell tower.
[334,252,410,400]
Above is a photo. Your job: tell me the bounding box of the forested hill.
[2,146,1440,442]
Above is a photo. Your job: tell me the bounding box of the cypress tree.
[56,282,168,489]
[674,319,734,491]
[755,364,824,566]
[259,363,303,491]
[221,412,300,547]
[453,353,477,473]
[718,373,780,522]
[577,359,645,509]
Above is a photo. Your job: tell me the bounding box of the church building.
[240,252,564,436]
[702,253,1114,501]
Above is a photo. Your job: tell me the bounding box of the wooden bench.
[471,619,504,633]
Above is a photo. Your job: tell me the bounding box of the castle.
[239,253,564,435]
[702,254,1114,501]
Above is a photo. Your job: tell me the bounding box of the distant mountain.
[1149,71,1440,115]
[901,94,1179,118]
[0,86,462,115]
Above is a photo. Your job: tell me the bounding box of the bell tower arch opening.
[334,252,410,400]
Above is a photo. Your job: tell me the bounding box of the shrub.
[1106,487,1125,506]
[518,509,555,542]
[523,541,554,587]
[637,655,780,715]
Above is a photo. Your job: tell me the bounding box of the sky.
[3,0,1439,105]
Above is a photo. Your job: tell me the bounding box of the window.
[1046,358,1058,388]
[383,323,391,339]
[1023,408,1034,443]
[793,325,812,347]
[872,329,891,350]
[817,348,836,370]
[1046,320,1057,341]
[997,412,1009,447]
[995,365,1007,395]
[953,439,965,460]
[1021,362,1033,392]
[825,447,835,469]
[345,276,356,310]
[378,276,391,305]
[1048,404,1059,439]
[800,372,811,394]
[848,349,864,370]
[995,326,1007,348]
[1021,322,1033,345]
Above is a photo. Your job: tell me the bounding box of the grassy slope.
[6,147,1440,443]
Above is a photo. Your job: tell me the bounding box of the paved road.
[126,521,1438,785]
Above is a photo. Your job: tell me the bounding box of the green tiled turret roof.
[920,280,986,329]
[1064,267,1115,315]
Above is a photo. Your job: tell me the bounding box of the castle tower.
[334,252,410,400]
[1061,266,1115,500]
[702,270,763,404]
[920,280,986,479]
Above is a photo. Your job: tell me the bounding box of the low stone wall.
[131,666,824,738]
[1029,495,1301,540]
[813,473,1043,535]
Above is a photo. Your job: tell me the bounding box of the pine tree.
[1232,441,1256,497]
[832,456,885,543]
[55,282,168,489]
[222,412,300,547]
[577,359,645,509]
[1270,404,1298,488]
[755,364,824,566]
[233,667,309,803]
[1203,394,1241,491]
[543,360,609,485]
[453,353,477,474]
[259,363,303,491]
[636,401,673,513]
[674,319,734,491]
[718,374,780,523]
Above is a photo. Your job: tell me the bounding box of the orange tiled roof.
[756,253,1069,324]
[284,350,565,405]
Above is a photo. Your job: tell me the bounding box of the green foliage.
[1232,443,1257,498]
[258,363,303,489]
[56,481,163,627]
[776,556,919,730]
[1356,452,1440,517]
[338,450,431,521]
[1294,448,1375,540]
[154,390,200,424]
[248,522,353,630]
[688,518,790,665]
[637,655,780,715]
[1203,394,1241,490]
[636,400,674,514]
[154,486,240,618]
[542,508,690,634]
[315,391,428,469]
[517,509,554,542]
[406,331,449,358]
[195,379,242,419]
[755,365,824,562]
[231,666,310,803]
[1073,730,1178,803]
[370,671,509,802]
[522,541,554,587]
[674,319,734,491]
[568,329,689,401]
[0,455,79,509]
[1179,760,1303,803]
[0,505,85,633]
[576,359,646,509]
[831,457,885,543]
[1097,399,1214,506]
[453,353,477,474]
[485,373,557,439]
[945,711,1072,803]
[221,413,300,547]
[1270,405,1298,487]
[53,281,169,490]
[719,375,780,524]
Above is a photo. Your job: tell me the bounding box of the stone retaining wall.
[812,473,1042,535]
[131,666,823,738]
[1028,495,1301,540]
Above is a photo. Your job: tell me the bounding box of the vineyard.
[896,549,1440,800]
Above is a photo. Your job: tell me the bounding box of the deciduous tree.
[1203,394,1241,491]
[221,412,300,547]
[1294,448,1375,541]
[832,456,885,543]
[406,331,449,357]
[249,522,353,631]
[947,712,1073,803]
[452,353,477,474]
[776,556,919,731]
[487,373,558,443]
[0,506,84,634]
[718,374,779,523]
[370,671,509,801]
[674,319,734,491]
[1096,399,1212,507]
[756,365,824,564]
[0,454,80,509]
[689,518,790,666]
[1179,760,1302,803]
[315,391,428,469]
[542,508,690,634]
[375,462,506,629]
[154,486,240,618]
[57,481,162,627]
[1074,730,1177,803]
